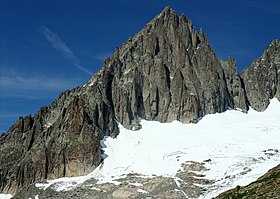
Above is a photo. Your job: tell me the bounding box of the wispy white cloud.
[0,70,82,133]
[40,26,93,75]
[94,52,112,61]
[0,71,81,99]
[0,111,28,119]
[241,1,279,15]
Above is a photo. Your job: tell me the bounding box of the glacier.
[29,98,280,198]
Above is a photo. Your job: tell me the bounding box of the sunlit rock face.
[242,39,280,111]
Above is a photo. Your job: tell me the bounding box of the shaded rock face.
[0,87,119,195]
[242,40,280,111]
[0,6,278,196]
[220,57,248,111]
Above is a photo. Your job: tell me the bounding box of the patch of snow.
[0,194,12,199]
[90,187,101,191]
[124,68,132,75]
[235,107,243,112]
[35,195,39,199]
[88,80,96,87]
[44,122,52,128]
[137,188,148,194]
[35,175,88,191]
[174,177,182,187]
[35,98,280,198]
[35,182,49,190]
[129,182,143,187]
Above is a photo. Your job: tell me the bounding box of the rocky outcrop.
[0,6,278,197]
[215,164,280,199]
[242,39,280,111]
[0,86,119,195]
[12,161,212,199]
[12,176,187,199]
[104,7,247,129]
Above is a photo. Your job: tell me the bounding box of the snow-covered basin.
[0,194,12,199]
[34,98,280,198]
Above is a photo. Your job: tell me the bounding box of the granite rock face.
[0,6,278,196]
[0,87,119,195]
[220,57,248,111]
[242,40,280,111]
[105,7,247,129]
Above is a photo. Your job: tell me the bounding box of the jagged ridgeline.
[0,6,279,195]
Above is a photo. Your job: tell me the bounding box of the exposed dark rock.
[106,6,247,129]
[0,87,118,195]
[242,39,280,111]
[220,57,248,111]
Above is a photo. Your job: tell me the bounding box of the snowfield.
[0,194,12,199]
[33,98,280,198]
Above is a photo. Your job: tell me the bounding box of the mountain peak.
[1,6,279,198]
[162,6,175,14]
[271,39,279,45]
[162,5,172,11]
[152,6,179,23]
[267,39,280,52]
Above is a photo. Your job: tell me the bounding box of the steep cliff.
[220,57,248,111]
[0,86,119,194]
[242,39,280,111]
[95,7,248,130]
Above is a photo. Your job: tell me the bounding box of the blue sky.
[1,0,279,133]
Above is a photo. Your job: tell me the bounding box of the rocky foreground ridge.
[215,164,280,199]
[0,6,279,198]
[13,161,214,199]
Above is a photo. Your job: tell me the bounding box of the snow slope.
[34,98,280,198]
[0,194,12,199]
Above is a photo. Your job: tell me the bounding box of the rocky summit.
[0,6,279,198]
